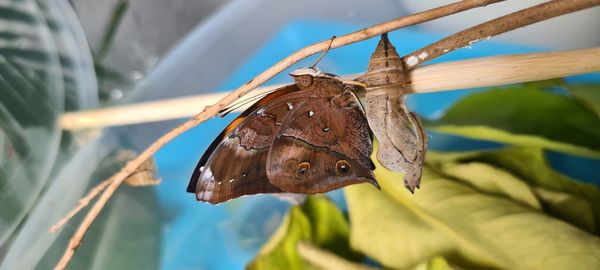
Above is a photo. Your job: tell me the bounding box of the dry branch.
[49,178,113,233]
[404,0,600,68]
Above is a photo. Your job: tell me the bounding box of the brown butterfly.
[187,68,379,204]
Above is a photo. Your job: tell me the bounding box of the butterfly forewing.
[188,84,307,204]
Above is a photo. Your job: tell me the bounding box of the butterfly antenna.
[311,36,336,68]
[347,90,367,114]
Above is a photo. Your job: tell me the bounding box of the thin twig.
[49,178,113,233]
[59,47,600,130]
[404,0,600,68]
[56,0,600,268]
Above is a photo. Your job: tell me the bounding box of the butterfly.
[187,67,379,204]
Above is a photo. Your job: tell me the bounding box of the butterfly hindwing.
[266,92,377,193]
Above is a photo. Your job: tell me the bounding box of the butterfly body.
[188,68,377,204]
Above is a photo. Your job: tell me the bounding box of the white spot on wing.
[206,181,215,190]
[229,179,235,183]
[201,191,213,200]
[287,102,294,110]
[417,52,428,60]
[308,111,314,118]
[203,167,214,181]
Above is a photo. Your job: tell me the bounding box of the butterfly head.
[290,67,338,88]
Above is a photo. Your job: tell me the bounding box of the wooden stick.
[410,47,600,92]
[54,1,505,269]
[60,48,600,130]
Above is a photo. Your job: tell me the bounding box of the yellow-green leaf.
[430,147,600,234]
[435,162,541,210]
[346,162,600,269]
[568,84,600,118]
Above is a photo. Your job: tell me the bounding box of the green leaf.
[248,196,360,270]
[0,31,24,41]
[434,162,542,210]
[428,86,600,158]
[567,84,600,118]
[0,59,63,247]
[0,0,98,263]
[428,147,600,234]
[345,158,600,269]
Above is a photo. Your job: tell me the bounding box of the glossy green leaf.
[248,196,360,270]
[0,0,97,266]
[568,84,600,118]
[0,47,64,248]
[428,86,600,158]
[345,157,600,269]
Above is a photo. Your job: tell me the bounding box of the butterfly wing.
[188,84,314,204]
[266,92,377,193]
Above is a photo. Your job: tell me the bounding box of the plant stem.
[49,178,113,233]
[404,0,600,68]
[97,0,129,59]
